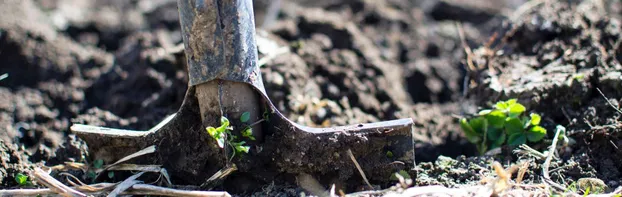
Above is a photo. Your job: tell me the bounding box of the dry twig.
[33,168,87,197]
[456,22,477,72]
[541,126,567,191]
[516,161,531,184]
[347,149,373,190]
[200,164,237,189]
[596,88,622,115]
[107,172,145,197]
[0,182,231,197]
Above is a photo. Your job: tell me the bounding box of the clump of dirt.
[469,0,622,189]
[0,0,187,186]
[0,0,114,180]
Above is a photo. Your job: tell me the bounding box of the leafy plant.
[15,173,29,186]
[207,116,256,160]
[460,99,547,155]
[241,126,255,140]
[93,159,104,169]
[86,159,105,181]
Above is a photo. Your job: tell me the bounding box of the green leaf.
[521,116,531,128]
[493,132,506,146]
[527,126,547,142]
[242,127,256,140]
[460,118,480,143]
[494,100,510,110]
[459,118,473,133]
[207,126,226,148]
[221,116,230,127]
[87,171,96,180]
[507,133,526,146]
[508,103,526,117]
[506,99,517,106]
[93,159,104,169]
[107,171,114,179]
[469,117,488,135]
[263,110,270,121]
[15,173,28,185]
[237,146,250,153]
[530,113,541,125]
[386,151,393,158]
[505,117,524,135]
[232,141,250,153]
[207,127,218,137]
[487,127,503,141]
[215,136,226,148]
[478,109,492,116]
[486,110,507,129]
[240,112,251,123]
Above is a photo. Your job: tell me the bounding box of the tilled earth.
[1,0,622,196]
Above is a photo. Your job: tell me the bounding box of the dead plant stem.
[542,127,566,191]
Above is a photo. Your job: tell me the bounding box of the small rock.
[315,107,327,120]
[577,178,607,193]
[327,84,340,98]
[271,72,284,86]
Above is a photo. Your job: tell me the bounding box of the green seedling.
[263,108,270,122]
[241,127,255,140]
[460,99,547,155]
[93,159,104,169]
[206,111,267,160]
[207,116,251,160]
[386,151,394,158]
[87,159,105,181]
[15,173,29,186]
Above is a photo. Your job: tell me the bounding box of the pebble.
[316,107,327,120]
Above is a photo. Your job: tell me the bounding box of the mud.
[469,0,622,189]
[1,0,622,196]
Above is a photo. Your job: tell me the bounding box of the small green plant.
[93,159,104,169]
[460,99,547,155]
[207,116,255,160]
[15,173,29,186]
[263,107,271,122]
[386,151,393,158]
[86,159,105,181]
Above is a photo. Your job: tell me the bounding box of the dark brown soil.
[1,0,621,195]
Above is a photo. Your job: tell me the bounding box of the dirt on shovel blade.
[1,0,622,196]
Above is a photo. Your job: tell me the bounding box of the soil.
[1,0,622,196]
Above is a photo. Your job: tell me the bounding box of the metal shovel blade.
[71,0,414,185]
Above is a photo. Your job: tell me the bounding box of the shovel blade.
[71,0,416,187]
